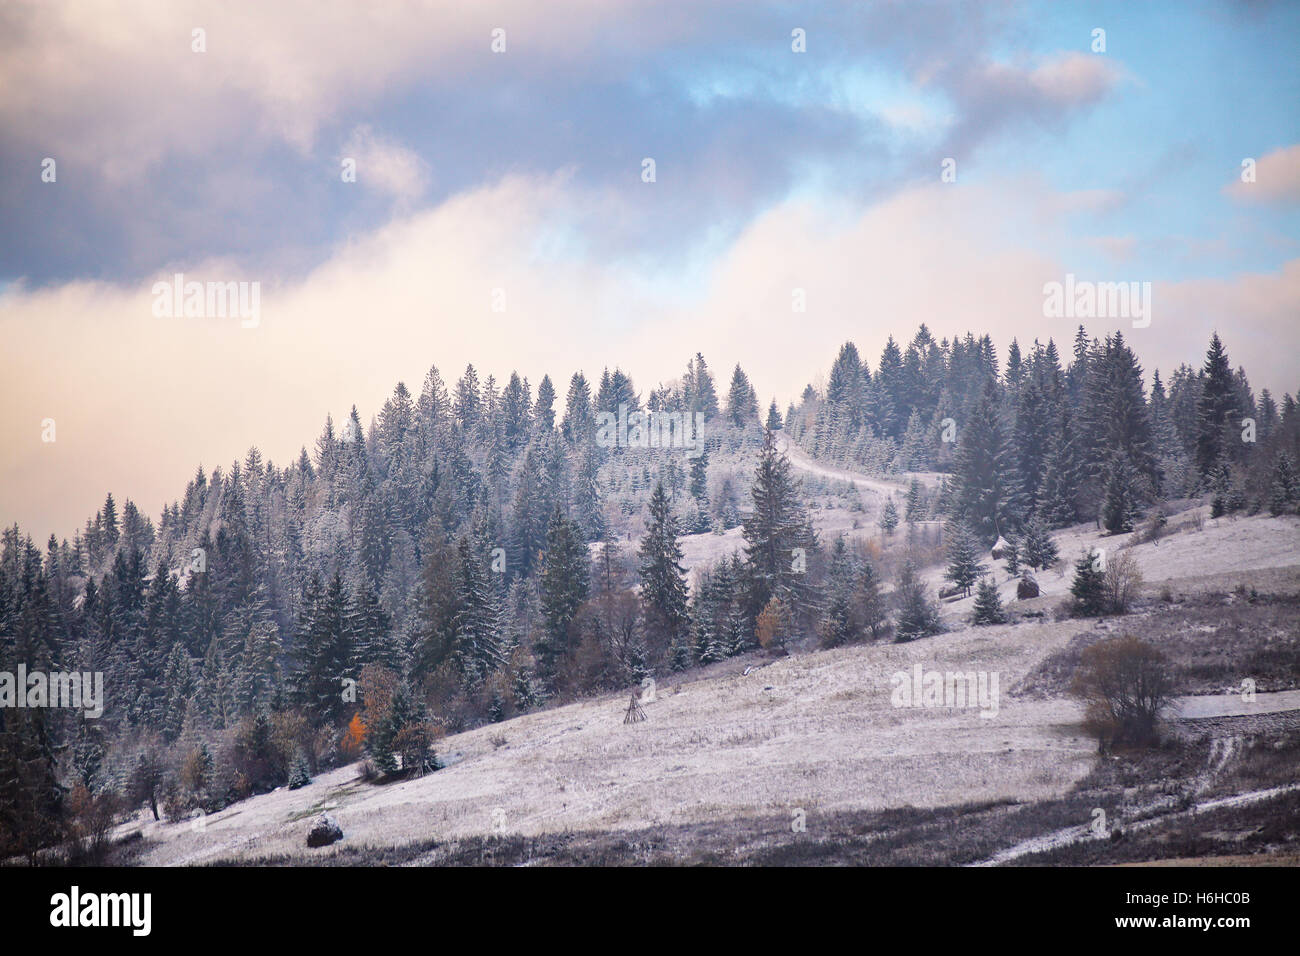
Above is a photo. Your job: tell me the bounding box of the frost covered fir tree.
[820,537,859,647]
[879,498,899,536]
[537,507,590,690]
[972,578,1005,625]
[1019,517,1059,571]
[1069,549,1106,616]
[638,482,691,659]
[287,749,312,790]
[904,478,924,523]
[766,399,783,431]
[1100,452,1140,533]
[943,521,984,597]
[1195,332,1241,478]
[688,447,711,531]
[743,429,818,621]
[726,364,760,426]
[951,379,1022,544]
[855,557,888,640]
[1001,534,1021,576]
[893,561,939,642]
[1269,452,1298,515]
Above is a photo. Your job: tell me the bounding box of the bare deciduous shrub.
[63,784,121,863]
[1104,550,1143,613]
[1072,635,1173,752]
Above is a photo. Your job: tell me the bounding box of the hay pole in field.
[623,692,647,724]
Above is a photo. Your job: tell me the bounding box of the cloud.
[933,51,1123,158]
[340,126,429,202]
[0,0,703,173]
[1225,144,1300,204]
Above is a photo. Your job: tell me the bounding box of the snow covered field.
[118,497,1300,865]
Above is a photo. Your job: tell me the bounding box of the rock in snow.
[306,814,343,848]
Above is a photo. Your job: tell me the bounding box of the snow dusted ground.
[117,448,1299,864]
[124,611,1100,864]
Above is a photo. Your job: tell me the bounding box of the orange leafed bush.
[341,712,366,759]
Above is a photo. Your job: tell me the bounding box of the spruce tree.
[1069,549,1106,616]
[638,482,691,658]
[904,478,924,523]
[537,507,590,689]
[766,399,783,431]
[742,430,818,621]
[855,557,887,639]
[880,498,899,536]
[893,561,939,642]
[1269,451,1298,515]
[951,379,1022,544]
[726,365,759,426]
[972,577,1005,625]
[1100,452,1139,533]
[943,521,984,597]
[287,749,312,790]
[820,537,859,647]
[1195,332,1239,477]
[1019,517,1059,571]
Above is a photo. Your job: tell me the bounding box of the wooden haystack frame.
[623,692,647,724]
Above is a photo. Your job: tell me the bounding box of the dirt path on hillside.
[775,433,911,501]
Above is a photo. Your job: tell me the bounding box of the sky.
[1,0,1298,542]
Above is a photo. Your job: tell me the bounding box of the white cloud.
[340,126,428,202]
[1226,144,1300,204]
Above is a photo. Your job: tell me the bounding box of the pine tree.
[820,537,859,647]
[1036,407,1080,527]
[951,379,1022,544]
[293,571,353,727]
[686,353,720,419]
[766,399,782,431]
[880,498,899,536]
[537,507,590,689]
[943,521,984,597]
[743,430,818,621]
[972,577,1005,625]
[893,561,939,642]
[904,478,924,523]
[1196,332,1240,477]
[1100,452,1139,533]
[287,749,312,790]
[449,535,504,688]
[726,365,759,426]
[1019,517,1059,571]
[526,374,555,434]
[1002,534,1021,576]
[638,483,690,658]
[1269,451,1298,515]
[1069,549,1106,616]
[855,557,887,640]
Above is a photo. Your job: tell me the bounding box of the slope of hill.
[115,510,1300,866]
